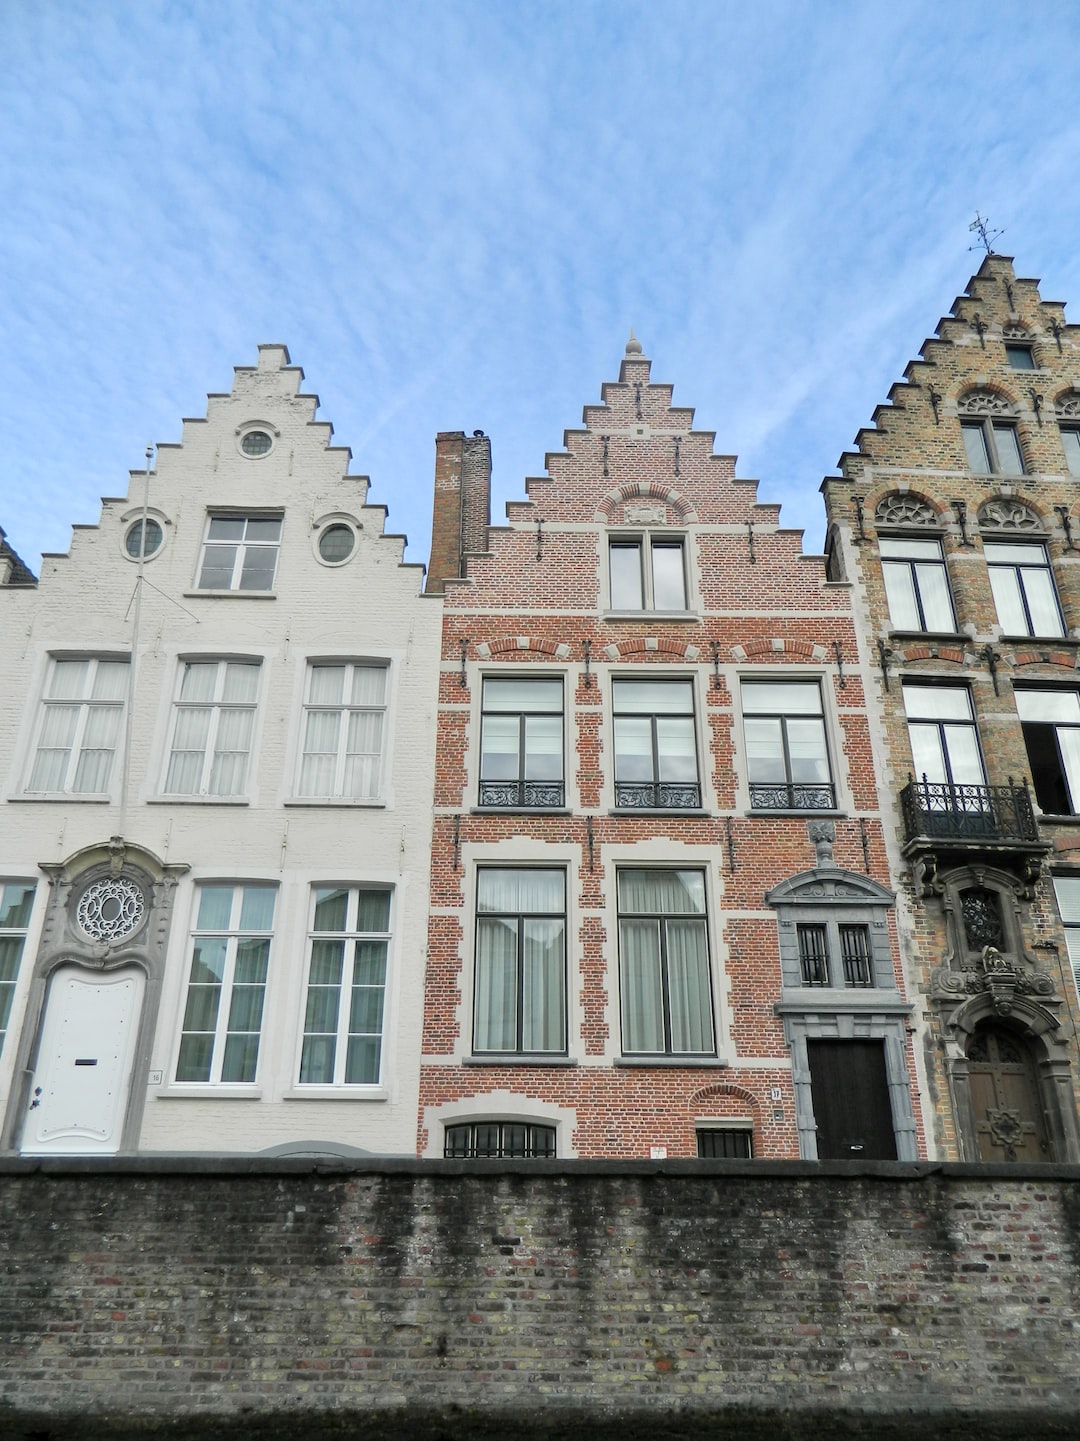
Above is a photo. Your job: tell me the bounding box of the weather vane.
[969,212,1004,255]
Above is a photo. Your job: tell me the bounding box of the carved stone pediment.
[766,868,894,907]
[978,498,1041,532]
[958,388,1015,417]
[875,493,936,527]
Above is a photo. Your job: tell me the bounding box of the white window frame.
[472,866,567,1057]
[162,659,261,798]
[25,655,129,797]
[1060,425,1080,477]
[1053,875,1080,1005]
[879,536,956,633]
[196,513,282,592]
[612,677,702,810]
[740,678,836,812]
[0,881,36,1060]
[984,541,1065,638]
[295,662,389,801]
[173,883,276,1086]
[607,533,690,613]
[297,885,393,1088]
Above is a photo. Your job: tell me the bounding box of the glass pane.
[1020,568,1064,637]
[238,548,278,590]
[994,424,1024,476]
[198,545,237,588]
[304,986,340,1034]
[1005,345,1035,370]
[913,563,955,631]
[222,663,260,703]
[1054,876,1080,924]
[345,1035,380,1085]
[785,718,829,782]
[196,886,234,931]
[908,722,948,784]
[0,885,34,928]
[308,938,345,986]
[226,985,265,1034]
[744,717,786,783]
[521,918,565,1052]
[234,937,270,984]
[617,869,705,914]
[189,937,228,985]
[348,984,384,1036]
[879,538,945,560]
[881,563,921,630]
[313,889,349,932]
[351,666,387,705]
[477,870,563,914]
[613,680,693,714]
[987,566,1029,635]
[941,723,986,785]
[92,661,130,701]
[38,705,78,748]
[207,517,246,541]
[665,918,713,1052]
[175,1034,214,1083]
[48,660,90,699]
[741,681,823,716]
[610,543,643,609]
[179,663,218,703]
[1062,428,1080,477]
[299,1036,335,1084]
[523,715,562,780]
[480,714,520,779]
[474,915,517,1051]
[902,686,973,722]
[651,543,686,609]
[353,940,388,986]
[962,422,991,473]
[482,678,562,712]
[245,518,282,543]
[614,716,653,781]
[239,887,275,932]
[655,717,698,781]
[221,1033,259,1084]
[1058,727,1080,813]
[356,890,391,932]
[309,665,345,704]
[181,985,220,1034]
[1015,690,1080,724]
[619,918,664,1052]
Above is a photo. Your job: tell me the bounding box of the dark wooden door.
[806,1038,897,1160]
[967,1027,1051,1162]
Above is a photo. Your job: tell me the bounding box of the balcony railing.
[749,782,836,811]
[900,778,1039,845]
[615,781,702,809]
[479,780,565,808]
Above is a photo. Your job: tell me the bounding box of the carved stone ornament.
[1055,390,1080,420]
[931,951,1055,1004]
[1002,325,1033,341]
[875,493,937,527]
[76,877,145,942]
[622,503,666,525]
[978,499,1041,532]
[807,820,835,867]
[957,388,1015,417]
[986,1107,1025,1158]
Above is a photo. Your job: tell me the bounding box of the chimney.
[425,430,491,594]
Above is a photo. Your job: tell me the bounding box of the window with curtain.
[984,542,1065,638]
[879,537,956,632]
[474,869,566,1055]
[742,680,834,810]
[1016,689,1080,816]
[297,663,387,800]
[609,536,688,610]
[175,884,275,1084]
[163,660,260,797]
[26,657,129,795]
[299,887,391,1086]
[197,514,282,591]
[0,882,35,1059]
[618,868,714,1056]
[613,678,700,808]
[479,677,564,807]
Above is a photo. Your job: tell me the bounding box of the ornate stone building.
[0,347,441,1157]
[823,253,1080,1162]
[419,338,926,1161]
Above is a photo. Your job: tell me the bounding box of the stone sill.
[608,808,709,817]
[284,799,386,809]
[1000,635,1078,645]
[7,794,112,804]
[182,589,277,599]
[775,994,913,1016]
[462,1056,578,1068]
[282,1089,388,1102]
[887,631,968,644]
[614,1057,729,1069]
[745,809,847,820]
[146,797,250,806]
[156,1087,264,1101]
[470,807,572,817]
[602,611,701,624]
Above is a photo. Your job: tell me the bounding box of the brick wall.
[3,1160,1080,1439]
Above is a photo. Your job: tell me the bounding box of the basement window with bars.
[696,1128,752,1159]
[444,1121,557,1158]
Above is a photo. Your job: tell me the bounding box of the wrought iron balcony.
[749,782,836,811]
[615,781,702,809]
[900,778,1039,845]
[478,780,564,808]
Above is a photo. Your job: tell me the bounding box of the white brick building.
[0,345,440,1156]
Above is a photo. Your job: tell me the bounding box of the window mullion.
[515,915,526,1051]
[518,712,528,785]
[658,918,673,1052]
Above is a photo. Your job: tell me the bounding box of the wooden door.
[806,1038,897,1160]
[967,1026,1051,1162]
[21,965,143,1155]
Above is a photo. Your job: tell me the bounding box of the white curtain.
[166,707,211,793]
[344,710,383,798]
[72,703,121,792]
[521,919,565,1051]
[474,916,518,1051]
[300,710,341,796]
[619,919,664,1052]
[666,919,713,1052]
[208,708,253,795]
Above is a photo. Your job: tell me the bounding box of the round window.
[124,517,164,560]
[241,430,273,458]
[318,524,356,564]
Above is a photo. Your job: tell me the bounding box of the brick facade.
[421,339,926,1162]
[823,254,1080,1162]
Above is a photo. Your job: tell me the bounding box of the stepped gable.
[0,526,36,586]
[447,335,826,613]
[833,254,1077,482]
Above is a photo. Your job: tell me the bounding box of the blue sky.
[4,1,1080,573]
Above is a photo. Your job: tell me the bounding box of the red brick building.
[420,337,926,1161]
[823,254,1080,1163]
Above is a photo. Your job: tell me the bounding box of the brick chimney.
[425,430,491,594]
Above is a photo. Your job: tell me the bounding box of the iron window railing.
[899,777,1039,844]
[749,781,836,811]
[614,780,702,809]
[478,779,565,808]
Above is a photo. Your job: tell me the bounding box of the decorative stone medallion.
[76,877,145,942]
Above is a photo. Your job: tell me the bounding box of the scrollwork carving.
[1055,390,1080,419]
[874,493,937,527]
[957,388,1015,417]
[978,499,1041,532]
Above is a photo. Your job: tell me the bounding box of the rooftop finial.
[969,212,1004,256]
[625,328,643,356]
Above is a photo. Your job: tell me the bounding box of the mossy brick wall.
[4,1159,1080,1440]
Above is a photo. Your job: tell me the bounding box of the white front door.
[22,965,144,1155]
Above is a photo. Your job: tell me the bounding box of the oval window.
[318,524,356,564]
[125,517,164,559]
[241,430,273,458]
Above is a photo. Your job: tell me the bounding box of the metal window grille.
[697,1129,752,1159]
[443,1122,557,1159]
[797,924,830,986]
[839,925,873,987]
